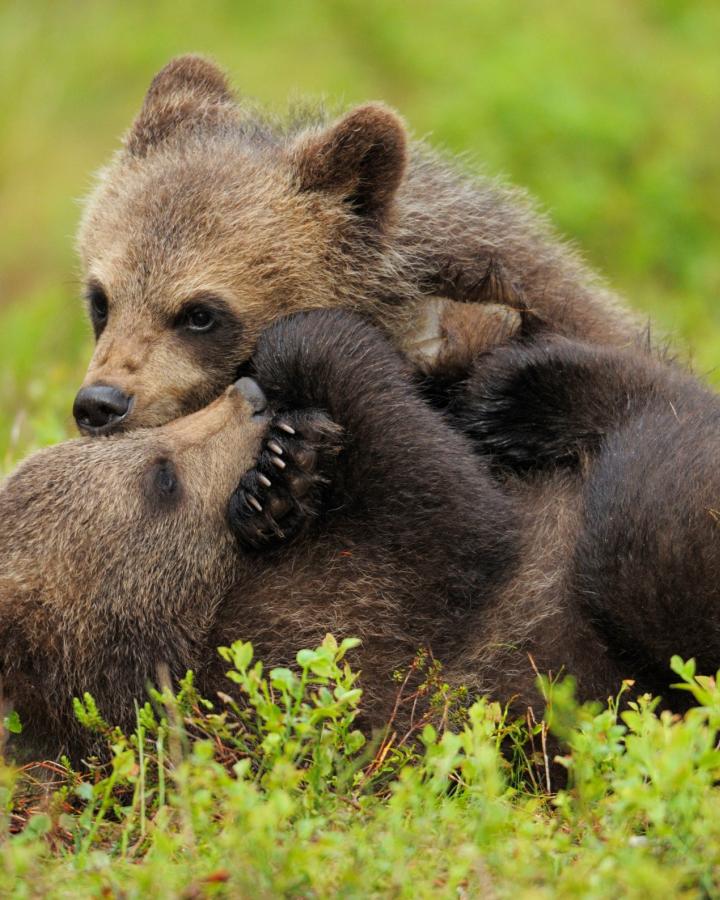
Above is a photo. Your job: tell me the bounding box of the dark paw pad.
[229,410,343,550]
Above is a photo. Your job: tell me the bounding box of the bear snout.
[73,383,134,435]
[233,377,268,417]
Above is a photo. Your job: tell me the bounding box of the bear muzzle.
[233,377,268,417]
[73,383,134,436]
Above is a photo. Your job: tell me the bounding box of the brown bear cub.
[2,311,719,764]
[73,54,639,439]
[1,311,519,763]
[453,335,720,693]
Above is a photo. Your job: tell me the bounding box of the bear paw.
[229,410,343,551]
[402,297,526,378]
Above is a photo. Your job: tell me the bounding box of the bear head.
[0,377,267,758]
[74,55,409,435]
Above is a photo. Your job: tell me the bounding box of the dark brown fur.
[74,54,639,434]
[1,312,715,763]
[454,336,720,696]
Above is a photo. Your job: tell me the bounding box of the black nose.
[234,377,268,415]
[73,384,132,435]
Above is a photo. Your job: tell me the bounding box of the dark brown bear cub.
[452,334,720,694]
[1,311,519,763]
[72,54,638,438]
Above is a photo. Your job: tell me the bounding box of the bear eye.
[86,282,109,333]
[155,460,178,496]
[143,458,182,510]
[184,305,216,333]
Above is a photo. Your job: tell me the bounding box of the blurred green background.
[1,0,718,470]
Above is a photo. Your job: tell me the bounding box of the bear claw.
[229,409,343,551]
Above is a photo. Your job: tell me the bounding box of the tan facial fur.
[77,148,348,429]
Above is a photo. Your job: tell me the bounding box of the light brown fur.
[0,388,268,758]
[74,54,639,434]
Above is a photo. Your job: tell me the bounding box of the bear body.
[454,336,720,695]
[72,55,639,437]
[2,310,718,763]
[1,311,522,761]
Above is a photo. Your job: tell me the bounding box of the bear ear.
[291,104,407,223]
[126,55,237,158]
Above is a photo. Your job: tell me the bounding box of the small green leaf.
[338,637,362,659]
[270,667,298,692]
[4,710,22,734]
[296,649,318,668]
[25,814,51,837]
[76,782,95,801]
[230,641,254,671]
[309,657,334,678]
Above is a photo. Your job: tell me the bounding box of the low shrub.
[2,640,720,898]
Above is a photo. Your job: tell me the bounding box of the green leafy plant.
[3,646,720,896]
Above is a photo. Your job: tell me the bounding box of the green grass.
[2,2,720,894]
[3,641,720,898]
